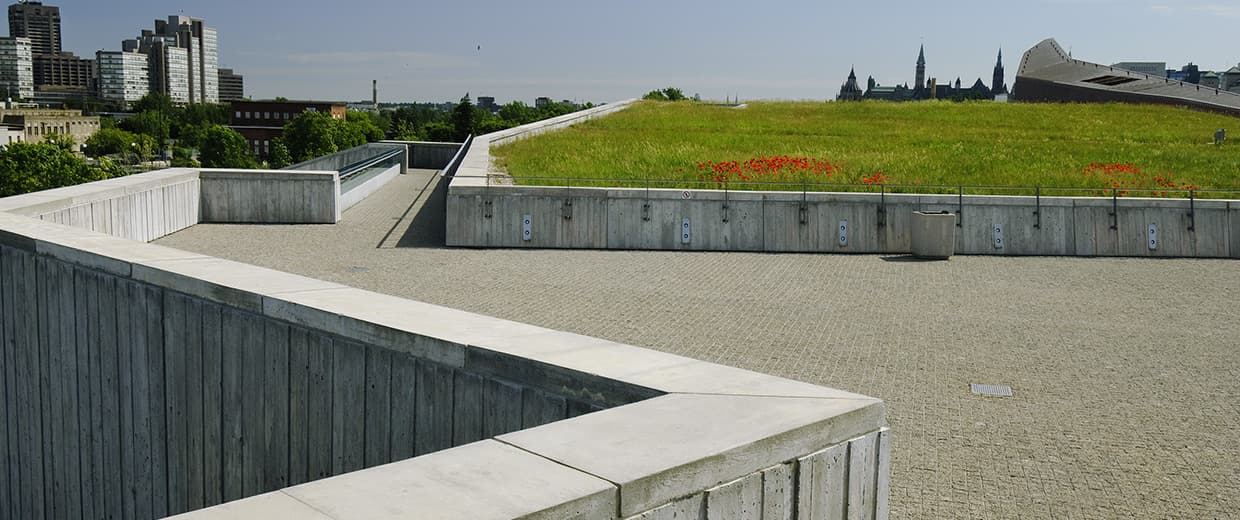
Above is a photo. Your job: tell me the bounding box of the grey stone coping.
[498,393,883,517]
[449,182,1235,210]
[0,167,200,216]
[199,168,338,181]
[167,440,617,520]
[0,196,889,518]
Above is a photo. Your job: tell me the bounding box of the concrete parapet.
[449,183,1237,258]
[0,203,889,519]
[199,169,340,224]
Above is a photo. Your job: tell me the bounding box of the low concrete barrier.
[0,168,201,242]
[2,158,892,519]
[200,169,340,224]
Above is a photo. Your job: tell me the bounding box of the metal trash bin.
[911,211,956,259]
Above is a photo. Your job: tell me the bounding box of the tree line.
[1,93,595,196]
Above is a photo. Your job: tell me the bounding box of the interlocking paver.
[156,172,1240,520]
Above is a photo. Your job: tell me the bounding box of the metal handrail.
[454,174,1240,199]
[337,147,405,182]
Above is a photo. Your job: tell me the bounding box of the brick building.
[228,100,345,160]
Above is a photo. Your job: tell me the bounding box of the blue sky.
[53,0,1240,104]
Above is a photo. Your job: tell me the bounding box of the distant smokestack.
[372,80,378,111]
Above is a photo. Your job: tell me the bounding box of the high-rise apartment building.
[7,1,58,56]
[96,50,148,104]
[129,15,218,104]
[32,51,89,90]
[0,36,33,100]
[217,67,243,102]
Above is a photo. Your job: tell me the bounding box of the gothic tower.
[992,48,1008,95]
[915,44,926,91]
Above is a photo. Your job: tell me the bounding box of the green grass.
[490,100,1240,197]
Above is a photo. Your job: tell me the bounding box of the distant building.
[1166,63,1201,84]
[1014,38,1240,117]
[477,96,497,113]
[0,37,34,100]
[992,49,1007,95]
[95,50,148,105]
[0,107,100,152]
[836,67,863,101]
[217,67,243,102]
[2,123,23,146]
[1199,71,1219,88]
[32,51,90,91]
[1221,65,1240,93]
[915,44,926,95]
[121,15,218,104]
[534,97,551,109]
[7,1,59,57]
[853,45,1002,102]
[1110,61,1166,77]
[228,100,346,160]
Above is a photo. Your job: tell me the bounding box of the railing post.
[1034,186,1041,229]
[877,185,886,227]
[1188,190,1195,232]
[642,178,651,222]
[1116,186,1125,229]
[956,186,964,228]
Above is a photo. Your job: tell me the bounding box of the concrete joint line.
[493,437,624,516]
[668,391,876,402]
[281,491,339,520]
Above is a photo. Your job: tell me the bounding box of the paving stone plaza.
[156,171,1240,519]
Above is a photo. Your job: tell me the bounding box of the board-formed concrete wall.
[199,169,341,224]
[447,183,1238,258]
[2,187,890,519]
[0,168,201,242]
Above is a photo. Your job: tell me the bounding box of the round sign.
[681,191,692,200]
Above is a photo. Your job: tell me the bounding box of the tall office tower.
[7,1,59,56]
[0,36,34,99]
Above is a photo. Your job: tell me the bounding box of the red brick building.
[228,100,345,160]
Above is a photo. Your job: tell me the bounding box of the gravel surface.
[156,171,1240,519]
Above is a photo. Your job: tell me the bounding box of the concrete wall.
[447,185,1239,258]
[383,141,465,170]
[1,202,890,519]
[0,213,662,520]
[339,163,402,211]
[0,168,201,242]
[199,169,340,224]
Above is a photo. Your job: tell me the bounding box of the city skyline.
[43,0,1240,103]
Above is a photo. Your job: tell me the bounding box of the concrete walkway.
[156,172,1240,520]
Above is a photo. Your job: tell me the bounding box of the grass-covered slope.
[491,100,1240,196]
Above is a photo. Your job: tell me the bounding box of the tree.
[170,147,199,168]
[345,111,384,143]
[643,87,687,101]
[119,110,172,145]
[132,92,174,114]
[282,111,338,162]
[43,132,75,152]
[198,125,255,168]
[423,122,455,142]
[451,94,475,141]
[83,128,141,158]
[0,142,114,197]
[498,101,537,125]
[389,120,421,141]
[269,138,293,169]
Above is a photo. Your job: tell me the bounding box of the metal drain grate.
[970,384,1012,397]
